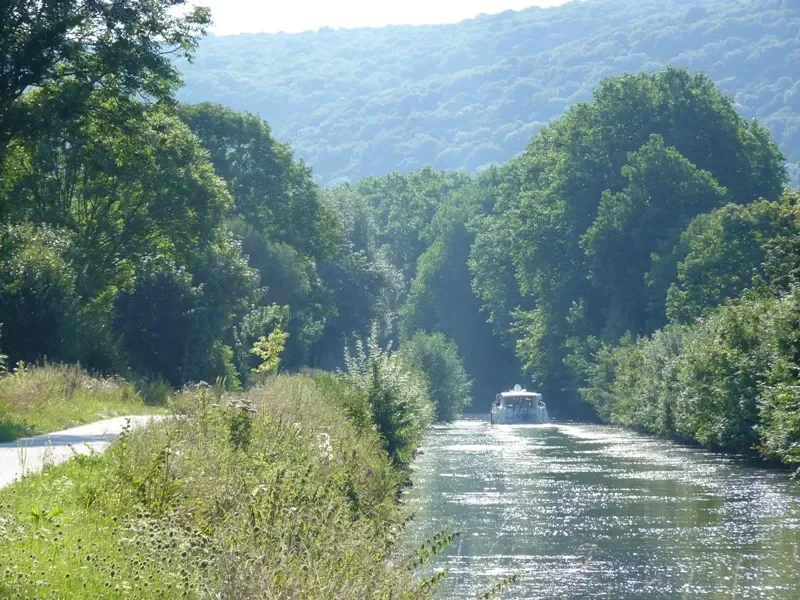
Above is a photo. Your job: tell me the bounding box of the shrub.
[399,332,472,422]
[0,223,80,366]
[673,297,772,450]
[343,328,433,467]
[757,289,800,473]
[310,370,373,435]
[580,288,800,467]
[250,325,289,377]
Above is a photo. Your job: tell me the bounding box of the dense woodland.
[1,0,799,480]
[177,0,800,186]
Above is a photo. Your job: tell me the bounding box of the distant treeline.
[177,0,800,186]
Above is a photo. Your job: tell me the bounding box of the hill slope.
[177,0,800,185]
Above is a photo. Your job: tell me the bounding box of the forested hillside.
[177,0,800,185]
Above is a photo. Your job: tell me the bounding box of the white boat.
[490,385,548,424]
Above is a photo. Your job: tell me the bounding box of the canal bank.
[402,420,800,598]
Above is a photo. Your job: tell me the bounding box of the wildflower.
[316,433,333,461]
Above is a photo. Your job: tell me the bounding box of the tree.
[493,68,787,413]
[3,92,231,301]
[0,223,79,366]
[667,198,800,323]
[250,326,289,377]
[179,103,339,262]
[180,103,346,369]
[581,134,730,338]
[350,168,472,286]
[173,0,800,187]
[113,237,258,387]
[401,171,521,405]
[315,185,403,369]
[0,0,210,158]
[231,219,331,369]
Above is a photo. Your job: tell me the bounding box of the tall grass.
[0,374,440,599]
[0,364,167,442]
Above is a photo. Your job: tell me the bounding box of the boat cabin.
[490,385,548,424]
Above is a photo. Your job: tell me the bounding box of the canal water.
[401,420,800,599]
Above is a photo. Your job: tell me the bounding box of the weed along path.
[0,416,164,489]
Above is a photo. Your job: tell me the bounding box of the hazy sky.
[196,0,571,36]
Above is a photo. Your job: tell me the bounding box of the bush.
[113,259,202,386]
[310,370,373,435]
[580,289,800,467]
[342,329,433,467]
[757,289,800,473]
[673,297,771,450]
[400,332,472,422]
[0,223,80,366]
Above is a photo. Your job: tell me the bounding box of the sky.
[194,0,571,36]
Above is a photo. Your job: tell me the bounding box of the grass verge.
[0,374,439,599]
[0,364,168,442]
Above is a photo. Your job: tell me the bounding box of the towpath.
[0,416,163,489]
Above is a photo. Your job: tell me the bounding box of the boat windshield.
[503,394,537,408]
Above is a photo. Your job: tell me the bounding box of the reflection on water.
[401,421,800,599]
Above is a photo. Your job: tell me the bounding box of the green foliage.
[400,169,521,405]
[0,223,80,366]
[1,0,797,489]
[399,332,472,422]
[179,103,339,262]
[179,104,342,372]
[177,0,800,186]
[667,197,800,323]
[1,90,237,377]
[232,220,329,369]
[0,375,435,598]
[467,164,527,347]
[479,572,522,600]
[580,290,800,469]
[315,185,404,369]
[310,371,374,435]
[343,328,433,467]
[342,168,472,285]
[581,134,731,337]
[250,326,289,376]
[232,304,290,377]
[323,167,522,405]
[675,299,769,449]
[112,250,256,388]
[477,68,786,411]
[0,0,210,161]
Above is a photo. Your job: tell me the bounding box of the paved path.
[0,416,164,489]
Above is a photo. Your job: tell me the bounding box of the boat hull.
[490,405,548,424]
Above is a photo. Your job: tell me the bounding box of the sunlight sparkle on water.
[401,420,800,599]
